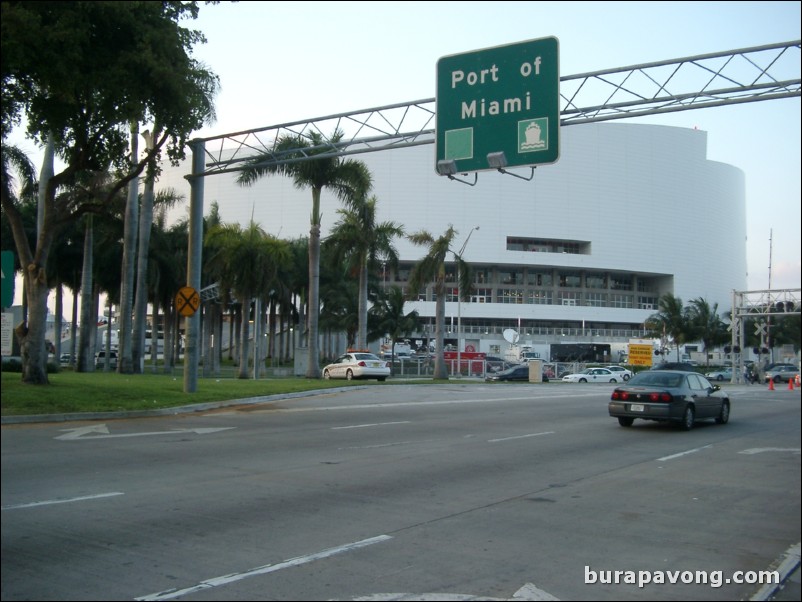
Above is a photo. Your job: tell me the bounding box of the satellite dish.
[503,329,519,344]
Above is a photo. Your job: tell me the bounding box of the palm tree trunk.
[433,286,448,379]
[77,215,94,372]
[132,130,156,373]
[118,122,139,374]
[238,297,251,379]
[306,187,322,378]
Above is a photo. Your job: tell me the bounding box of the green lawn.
[0,370,387,417]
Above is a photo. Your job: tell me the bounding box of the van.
[95,350,118,369]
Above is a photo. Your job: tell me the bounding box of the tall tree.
[407,226,472,380]
[688,297,729,366]
[646,293,690,361]
[204,220,290,379]
[1,1,219,384]
[369,286,421,374]
[236,129,372,378]
[327,194,403,351]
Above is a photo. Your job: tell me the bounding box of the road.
[2,383,800,601]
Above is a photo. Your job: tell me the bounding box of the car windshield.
[629,372,684,387]
[353,353,380,361]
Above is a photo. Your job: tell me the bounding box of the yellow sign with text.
[628,344,654,367]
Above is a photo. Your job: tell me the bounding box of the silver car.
[323,352,390,381]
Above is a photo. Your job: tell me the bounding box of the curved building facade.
[164,122,747,360]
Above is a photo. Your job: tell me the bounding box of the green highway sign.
[1,250,15,308]
[435,37,560,175]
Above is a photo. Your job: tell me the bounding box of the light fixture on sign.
[437,159,477,186]
[487,151,536,181]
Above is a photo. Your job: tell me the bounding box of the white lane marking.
[656,445,713,462]
[488,431,555,443]
[273,393,599,413]
[56,425,234,440]
[135,535,392,601]
[739,447,802,455]
[332,421,411,430]
[2,492,124,510]
[339,440,435,450]
[352,581,560,600]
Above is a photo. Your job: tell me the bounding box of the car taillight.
[611,390,628,400]
[357,361,367,367]
[649,392,673,402]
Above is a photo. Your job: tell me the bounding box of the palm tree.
[369,286,420,375]
[688,297,729,366]
[407,225,472,380]
[327,194,404,350]
[236,129,372,378]
[204,220,290,379]
[646,293,690,362]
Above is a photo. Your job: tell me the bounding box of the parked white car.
[604,365,633,381]
[562,368,625,383]
[323,352,390,381]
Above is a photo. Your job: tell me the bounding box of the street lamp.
[456,226,480,376]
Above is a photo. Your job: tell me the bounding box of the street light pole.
[457,226,479,377]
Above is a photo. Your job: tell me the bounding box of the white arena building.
[161,122,747,363]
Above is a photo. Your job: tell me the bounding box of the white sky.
[9,0,802,317]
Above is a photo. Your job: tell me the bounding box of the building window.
[559,272,581,287]
[471,288,492,303]
[506,237,589,254]
[611,275,633,290]
[528,290,553,304]
[638,296,658,310]
[610,294,634,308]
[558,291,581,305]
[526,271,553,286]
[499,289,525,304]
[474,268,489,284]
[586,292,607,307]
[586,274,607,289]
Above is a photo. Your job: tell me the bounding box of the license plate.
[630,404,645,412]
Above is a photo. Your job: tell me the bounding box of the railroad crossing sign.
[175,286,200,317]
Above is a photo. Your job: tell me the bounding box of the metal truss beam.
[194,40,800,178]
[730,288,800,383]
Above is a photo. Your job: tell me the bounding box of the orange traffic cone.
[789,378,795,391]
[768,378,775,391]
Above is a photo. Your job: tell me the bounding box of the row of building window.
[394,265,659,293]
[438,289,658,309]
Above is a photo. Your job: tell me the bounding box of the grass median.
[1,370,383,417]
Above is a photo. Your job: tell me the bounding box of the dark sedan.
[608,370,730,430]
[486,364,537,382]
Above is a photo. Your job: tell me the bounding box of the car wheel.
[681,405,695,431]
[323,370,331,380]
[774,375,782,383]
[579,378,587,383]
[618,417,634,427]
[715,402,730,424]
[346,369,354,381]
[716,375,724,381]
[610,378,617,383]
[623,374,630,381]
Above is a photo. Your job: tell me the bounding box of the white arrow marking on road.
[56,424,234,440]
[351,582,560,601]
[739,447,801,455]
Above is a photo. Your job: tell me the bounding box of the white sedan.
[562,368,626,383]
[323,352,390,381]
[604,365,633,381]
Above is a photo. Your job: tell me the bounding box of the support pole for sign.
[184,139,205,393]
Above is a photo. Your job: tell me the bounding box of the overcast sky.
[184,0,800,291]
[8,1,801,317]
